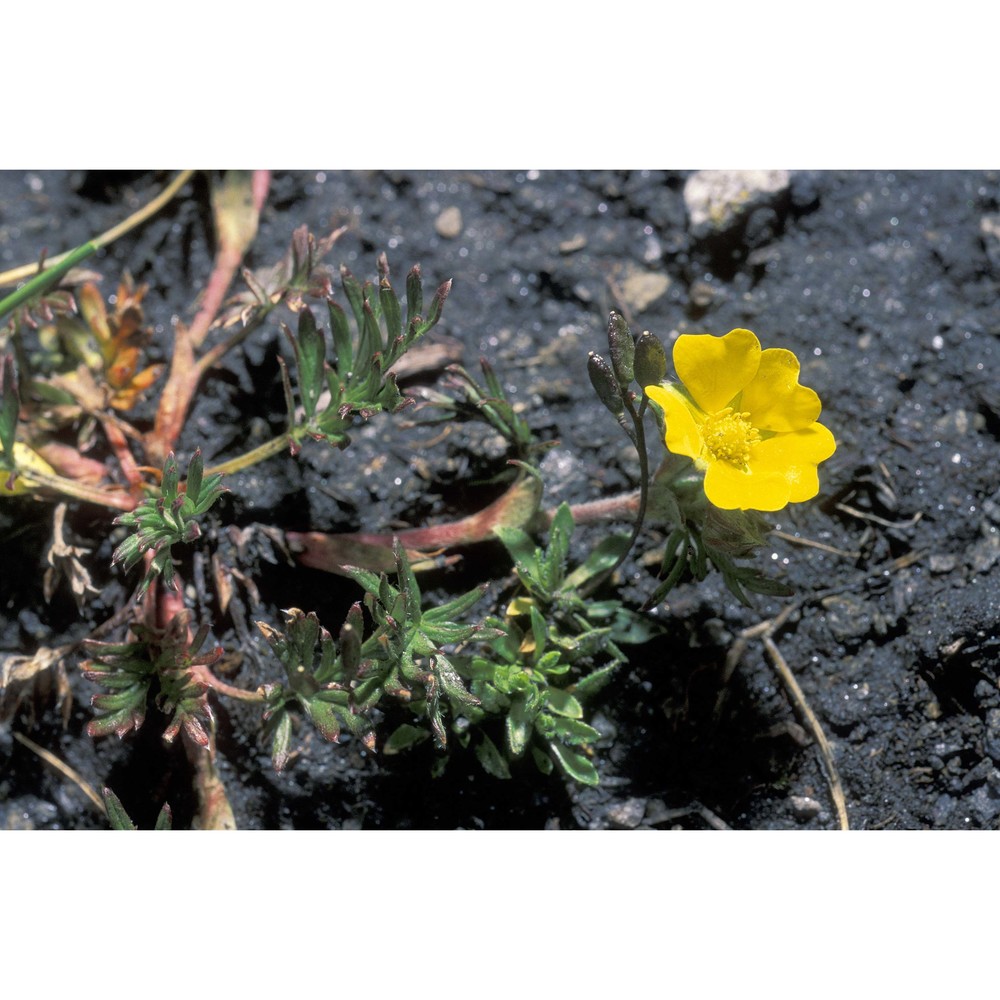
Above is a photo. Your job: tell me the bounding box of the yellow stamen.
[701,408,760,468]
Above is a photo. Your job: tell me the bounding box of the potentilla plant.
[0,171,837,828]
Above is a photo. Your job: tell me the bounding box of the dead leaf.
[43,502,99,609]
[0,643,73,726]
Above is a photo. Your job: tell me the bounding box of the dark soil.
[3,168,1000,830]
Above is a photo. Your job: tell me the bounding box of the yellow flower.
[644,328,836,512]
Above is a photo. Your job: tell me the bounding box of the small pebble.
[929,553,957,574]
[559,234,587,254]
[608,797,646,829]
[435,206,463,239]
[790,795,822,821]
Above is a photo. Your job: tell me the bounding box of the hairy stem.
[579,394,650,597]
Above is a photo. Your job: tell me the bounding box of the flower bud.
[607,311,635,389]
[634,330,668,388]
[588,352,624,417]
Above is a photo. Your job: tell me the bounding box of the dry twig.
[13,731,104,814]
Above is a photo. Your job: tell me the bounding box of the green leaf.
[383,723,430,755]
[102,788,137,830]
[528,604,548,658]
[475,733,511,779]
[344,564,383,599]
[295,306,327,420]
[184,449,205,511]
[421,279,452,334]
[270,708,293,771]
[506,696,534,757]
[405,265,423,330]
[545,502,573,588]
[547,715,601,745]
[357,298,382,373]
[338,603,363,680]
[305,695,343,743]
[572,663,618,702]
[161,452,180,502]
[433,653,480,709]
[393,538,422,627]
[153,803,173,831]
[549,741,600,786]
[0,356,17,467]
[544,688,583,719]
[563,533,632,591]
[379,276,402,342]
[531,746,554,775]
[327,300,353,373]
[340,265,366,335]
[494,525,541,588]
[424,583,489,624]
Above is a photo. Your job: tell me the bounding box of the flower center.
[701,408,760,468]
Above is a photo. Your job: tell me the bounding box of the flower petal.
[740,348,822,432]
[703,459,791,511]
[645,383,703,462]
[673,329,761,414]
[748,422,837,503]
[703,422,836,511]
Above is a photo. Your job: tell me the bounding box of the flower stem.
[579,393,650,597]
[203,434,292,478]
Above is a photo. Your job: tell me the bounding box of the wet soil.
[3,168,1000,830]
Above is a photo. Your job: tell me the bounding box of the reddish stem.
[146,171,271,466]
[286,483,641,576]
[101,417,144,494]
